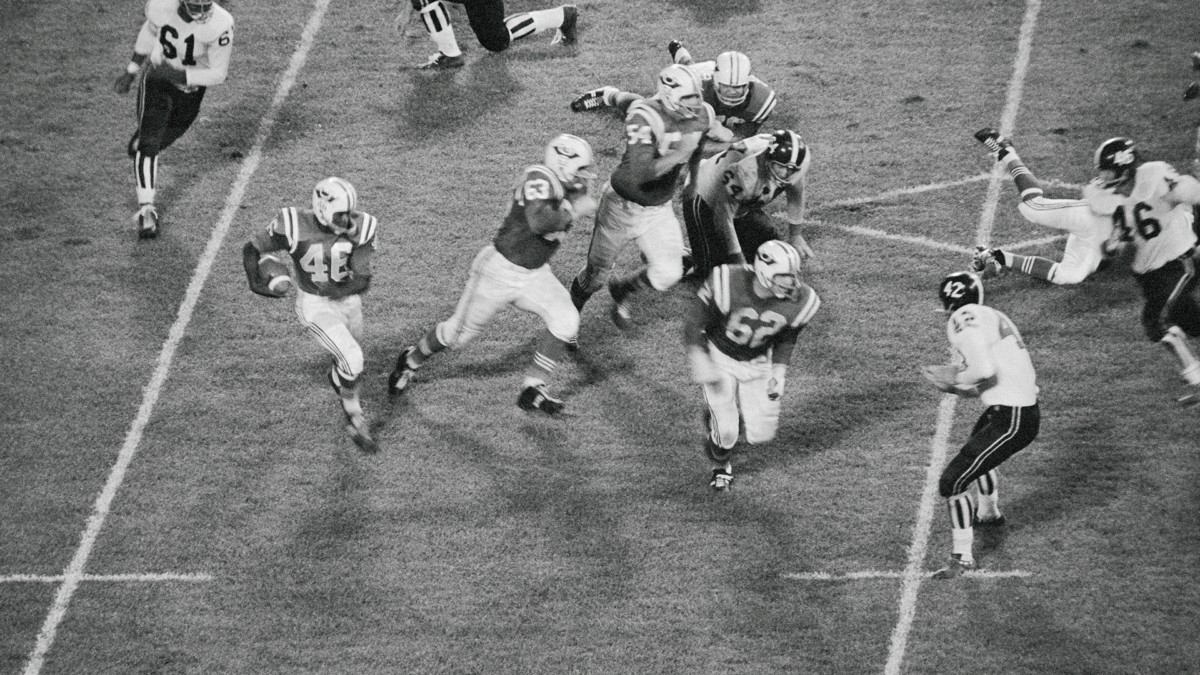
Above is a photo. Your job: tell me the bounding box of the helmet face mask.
[544,134,595,189]
[180,0,213,23]
[766,130,807,182]
[939,271,983,312]
[312,177,358,235]
[1093,137,1138,188]
[655,64,704,118]
[754,240,803,299]
[713,51,751,107]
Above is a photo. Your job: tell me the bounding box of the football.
[260,255,293,294]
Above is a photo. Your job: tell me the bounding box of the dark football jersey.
[701,77,776,130]
[494,165,570,270]
[252,207,377,296]
[696,264,820,361]
[610,98,715,206]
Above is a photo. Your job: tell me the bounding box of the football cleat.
[974,514,1007,527]
[344,411,378,453]
[134,204,159,239]
[387,346,418,396]
[971,246,1003,278]
[973,128,1013,161]
[607,279,632,330]
[931,554,976,580]
[417,52,465,70]
[517,384,565,415]
[709,468,733,492]
[1185,82,1200,101]
[551,5,578,45]
[570,86,616,112]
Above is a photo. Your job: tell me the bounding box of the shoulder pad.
[746,82,777,123]
[790,284,821,326]
[1132,161,1178,202]
[525,165,567,201]
[627,100,666,141]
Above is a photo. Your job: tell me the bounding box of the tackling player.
[571,42,777,138]
[683,241,820,492]
[971,128,1113,285]
[387,134,597,415]
[1088,137,1200,405]
[408,0,579,70]
[114,0,234,239]
[923,272,1040,579]
[243,177,380,452]
[683,129,814,280]
[569,64,733,335]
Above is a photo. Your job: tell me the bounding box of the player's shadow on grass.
[662,0,762,26]
[400,53,521,135]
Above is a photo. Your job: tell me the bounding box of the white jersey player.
[924,272,1040,579]
[972,129,1112,284]
[1088,137,1200,403]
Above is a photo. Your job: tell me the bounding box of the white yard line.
[883,2,1041,675]
[20,3,331,673]
[3,573,213,584]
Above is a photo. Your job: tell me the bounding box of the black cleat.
[517,384,564,415]
[134,204,159,239]
[931,554,976,580]
[417,52,465,70]
[973,127,1014,161]
[388,346,417,396]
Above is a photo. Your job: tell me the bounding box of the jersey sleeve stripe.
[282,207,299,253]
[358,214,377,245]
[752,91,777,123]
[627,101,666,143]
[791,287,821,326]
[712,266,730,313]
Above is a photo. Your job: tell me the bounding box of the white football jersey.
[947,304,1038,407]
[135,0,234,89]
[1089,162,1200,274]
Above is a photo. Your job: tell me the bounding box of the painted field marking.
[18,2,333,674]
[782,570,1032,581]
[2,573,212,584]
[783,4,1044,675]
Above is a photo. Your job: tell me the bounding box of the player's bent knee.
[938,473,966,499]
[479,34,511,53]
[744,426,777,445]
[646,265,683,292]
[1052,265,1091,285]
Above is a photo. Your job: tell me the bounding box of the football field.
[3,1,1199,673]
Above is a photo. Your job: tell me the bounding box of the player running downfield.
[387,135,597,415]
[683,241,820,491]
[114,0,234,239]
[569,64,733,335]
[243,177,381,452]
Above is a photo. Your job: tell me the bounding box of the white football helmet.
[312,177,358,234]
[713,51,752,107]
[544,134,596,189]
[180,0,214,23]
[754,240,803,299]
[655,64,704,117]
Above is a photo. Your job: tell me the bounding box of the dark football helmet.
[1093,137,1138,188]
[765,130,808,181]
[939,271,983,312]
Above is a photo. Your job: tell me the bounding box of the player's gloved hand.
[114,72,136,94]
[767,364,786,401]
[410,0,426,10]
[688,346,720,385]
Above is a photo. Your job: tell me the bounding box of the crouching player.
[683,240,820,491]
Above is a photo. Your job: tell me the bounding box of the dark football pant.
[1136,250,1200,342]
[682,191,782,276]
[939,403,1040,498]
[444,0,511,52]
[135,74,206,157]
